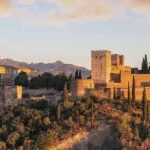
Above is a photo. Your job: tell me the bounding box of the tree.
[147,102,150,121]
[34,130,57,150]
[128,82,131,111]
[57,104,61,122]
[15,71,29,88]
[75,70,79,79]
[113,87,116,99]
[42,72,54,89]
[132,76,136,105]
[142,86,147,121]
[43,117,51,127]
[79,70,82,79]
[118,113,133,146]
[63,82,69,103]
[91,96,94,127]
[141,55,149,73]
[144,54,148,73]
[30,76,41,89]
[142,58,145,73]
[6,132,20,147]
[0,141,6,150]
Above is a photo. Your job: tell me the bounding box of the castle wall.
[90,87,150,101]
[91,89,110,99]
[17,86,23,99]
[70,79,94,101]
[0,86,22,108]
[113,87,150,101]
[111,66,131,74]
[110,74,120,83]
[4,86,18,107]
[120,73,150,87]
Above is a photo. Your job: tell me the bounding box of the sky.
[0,0,150,69]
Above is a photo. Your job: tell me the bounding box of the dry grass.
[49,131,88,150]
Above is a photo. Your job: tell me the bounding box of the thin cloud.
[130,0,150,9]
[1,0,150,26]
[17,0,36,5]
[45,0,75,5]
[0,0,13,18]
[128,0,150,19]
[32,0,125,27]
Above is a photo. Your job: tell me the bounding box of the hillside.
[0,59,91,77]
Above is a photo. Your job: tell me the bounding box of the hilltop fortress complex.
[71,50,150,101]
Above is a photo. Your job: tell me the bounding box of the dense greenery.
[0,94,149,149]
[15,72,72,91]
[0,94,99,149]
[141,54,149,73]
[15,72,29,88]
[75,70,82,79]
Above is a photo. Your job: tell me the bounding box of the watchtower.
[91,50,111,84]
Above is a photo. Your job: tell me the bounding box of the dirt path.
[70,124,118,150]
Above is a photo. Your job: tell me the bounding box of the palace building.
[71,50,150,101]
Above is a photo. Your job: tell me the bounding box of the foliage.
[142,86,147,121]
[0,95,99,149]
[15,71,29,88]
[15,72,70,91]
[75,69,82,79]
[132,76,135,105]
[33,130,58,150]
[141,54,149,73]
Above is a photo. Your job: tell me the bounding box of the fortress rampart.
[71,79,94,101]
[71,50,150,102]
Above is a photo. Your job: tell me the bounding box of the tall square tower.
[91,50,112,84]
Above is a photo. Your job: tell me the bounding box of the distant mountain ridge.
[0,59,91,78]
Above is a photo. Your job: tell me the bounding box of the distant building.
[0,86,22,108]
[0,65,18,86]
[15,66,38,80]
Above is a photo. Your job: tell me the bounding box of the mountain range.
[0,59,91,78]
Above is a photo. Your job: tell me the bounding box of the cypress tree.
[63,82,69,103]
[144,54,148,73]
[79,70,82,79]
[113,87,116,99]
[91,96,94,127]
[128,82,131,110]
[142,55,149,73]
[132,76,136,105]
[75,70,78,79]
[57,104,61,122]
[147,101,150,121]
[142,58,145,73]
[142,86,147,121]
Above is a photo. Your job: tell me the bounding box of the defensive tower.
[91,50,111,84]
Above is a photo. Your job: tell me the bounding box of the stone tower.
[91,50,111,84]
[119,55,124,66]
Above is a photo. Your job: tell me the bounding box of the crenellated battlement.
[91,50,111,56]
[111,53,124,66]
[111,54,119,57]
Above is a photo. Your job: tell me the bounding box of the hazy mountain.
[0,59,91,78]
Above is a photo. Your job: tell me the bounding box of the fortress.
[71,50,150,101]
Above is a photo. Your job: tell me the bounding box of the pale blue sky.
[0,0,150,69]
